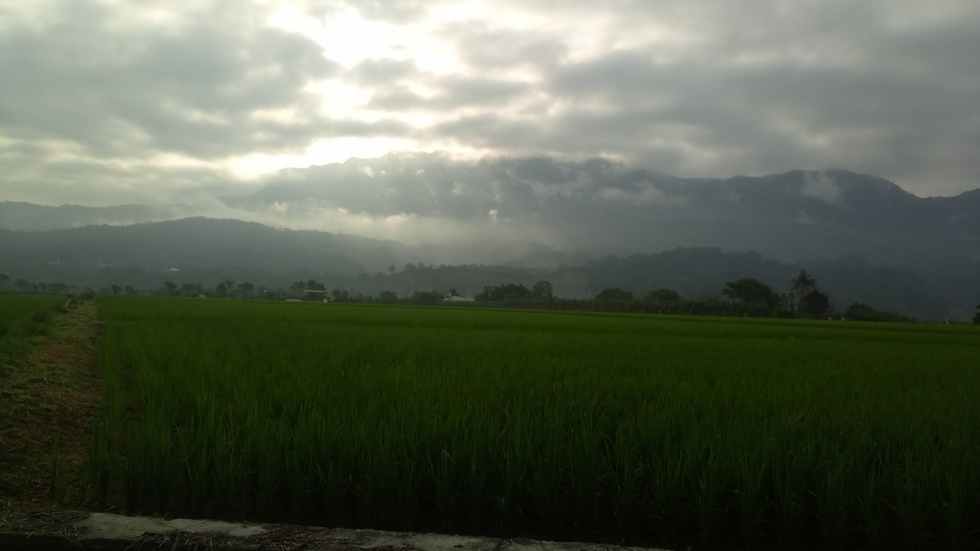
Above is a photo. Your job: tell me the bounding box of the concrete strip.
[75,512,265,540]
[69,512,672,551]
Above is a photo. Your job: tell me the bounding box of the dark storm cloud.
[426,0,980,195]
[1,0,979,209]
[440,20,567,71]
[250,152,690,223]
[427,116,546,151]
[0,0,342,159]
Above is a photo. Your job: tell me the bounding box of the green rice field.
[92,296,980,549]
[0,294,64,333]
[0,294,65,360]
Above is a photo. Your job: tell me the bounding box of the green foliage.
[409,290,443,304]
[475,283,531,302]
[306,279,326,291]
[844,302,911,322]
[530,280,554,299]
[93,297,980,548]
[645,288,681,303]
[180,283,204,297]
[790,269,815,300]
[722,277,777,307]
[595,287,633,301]
[0,295,64,368]
[800,289,830,317]
[236,282,255,297]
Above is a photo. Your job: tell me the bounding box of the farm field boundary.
[0,295,103,507]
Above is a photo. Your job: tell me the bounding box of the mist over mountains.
[1,155,978,320]
[5,154,979,263]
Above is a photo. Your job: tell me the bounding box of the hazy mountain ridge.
[6,157,976,266]
[0,201,205,231]
[2,159,977,319]
[0,216,960,320]
[0,217,409,279]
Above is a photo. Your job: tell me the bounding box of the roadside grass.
[0,296,104,508]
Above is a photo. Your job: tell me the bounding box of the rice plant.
[91,296,980,549]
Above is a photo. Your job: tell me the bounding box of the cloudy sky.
[2,0,979,213]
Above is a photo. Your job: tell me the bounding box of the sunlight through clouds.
[1,0,979,204]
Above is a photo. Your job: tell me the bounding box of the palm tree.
[790,269,816,311]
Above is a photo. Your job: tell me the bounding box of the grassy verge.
[0,297,104,508]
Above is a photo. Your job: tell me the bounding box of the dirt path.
[0,299,103,509]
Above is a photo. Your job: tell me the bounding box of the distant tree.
[790,269,816,309]
[595,287,634,301]
[645,288,681,303]
[476,284,531,301]
[844,302,911,322]
[475,286,494,302]
[379,290,399,303]
[53,282,70,294]
[237,282,255,296]
[331,288,351,302]
[306,279,325,291]
[722,278,777,308]
[181,282,204,297]
[110,284,122,295]
[410,290,444,305]
[215,282,228,298]
[844,303,874,320]
[531,280,554,299]
[0,273,9,288]
[448,288,460,297]
[123,285,136,295]
[800,289,830,317]
[162,281,178,296]
[973,304,980,325]
[388,264,396,274]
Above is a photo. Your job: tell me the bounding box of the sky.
[2,0,979,217]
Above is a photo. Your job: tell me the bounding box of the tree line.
[465,270,917,321]
[2,271,975,323]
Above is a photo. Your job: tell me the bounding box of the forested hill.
[0,217,962,320]
[0,201,197,231]
[0,217,409,280]
[5,165,980,268]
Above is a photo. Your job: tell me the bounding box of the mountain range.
[1,157,977,320]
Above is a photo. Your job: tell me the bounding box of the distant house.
[444,295,476,303]
[301,289,329,302]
